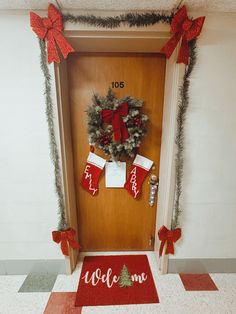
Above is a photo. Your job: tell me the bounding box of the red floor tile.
[44,292,82,314]
[179,273,218,291]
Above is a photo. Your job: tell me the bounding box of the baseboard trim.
[168,258,236,273]
[0,259,66,275]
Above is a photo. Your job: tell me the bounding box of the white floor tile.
[0,292,50,314]
[82,304,161,314]
[161,291,236,314]
[0,275,27,293]
[210,273,236,293]
[52,263,83,292]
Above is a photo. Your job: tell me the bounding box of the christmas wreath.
[87,89,148,159]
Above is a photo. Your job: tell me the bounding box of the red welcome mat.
[75,255,159,306]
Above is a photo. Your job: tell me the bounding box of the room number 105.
[112,81,125,88]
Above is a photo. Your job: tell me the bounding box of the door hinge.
[149,235,155,246]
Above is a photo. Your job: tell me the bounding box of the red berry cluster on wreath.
[133,116,142,127]
[127,116,142,127]
[99,133,111,146]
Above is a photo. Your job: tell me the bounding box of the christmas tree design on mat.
[119,264,133,288]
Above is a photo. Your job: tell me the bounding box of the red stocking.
[81,152,106,196]
[124,154,153,199]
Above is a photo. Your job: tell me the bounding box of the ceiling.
[1,0,236,12]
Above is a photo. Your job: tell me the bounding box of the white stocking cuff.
[133,154,153,171]
[87,152,106,169]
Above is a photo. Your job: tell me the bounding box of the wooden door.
[67,53,166,251]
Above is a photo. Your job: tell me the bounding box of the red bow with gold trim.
[158,225,181,257]
[52,228,80,256]
[30,4,74,64]
[160,6,205,64]
[102,102,129,143]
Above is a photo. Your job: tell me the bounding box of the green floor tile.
[18,273,57,293]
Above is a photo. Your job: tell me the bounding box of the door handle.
[149,175,159,207]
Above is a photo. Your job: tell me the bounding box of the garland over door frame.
[54,26,184,274]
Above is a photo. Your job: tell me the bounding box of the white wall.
[0,12,63,259]
[0,10,235,260]
[173,12,236,259]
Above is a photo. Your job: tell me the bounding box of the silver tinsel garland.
[172,39,197,230]
[39,39,67,231]
[62,12,173,28]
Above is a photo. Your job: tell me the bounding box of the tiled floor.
[0,252,236,314]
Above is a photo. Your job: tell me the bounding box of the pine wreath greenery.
[87,89,148,159]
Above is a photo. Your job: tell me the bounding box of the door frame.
[54,28,184,274]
